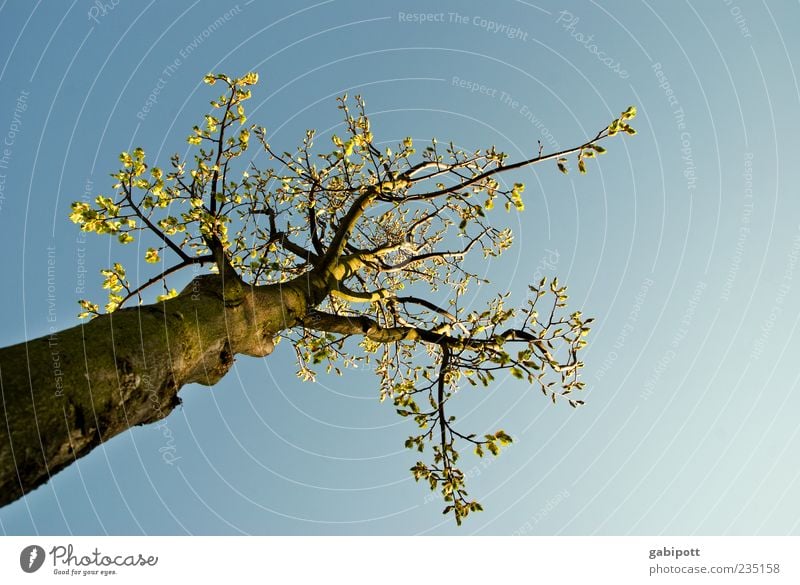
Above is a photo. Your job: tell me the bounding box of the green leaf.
[621,105,637,120]
[156,289,178,302]
[144,248,160,263]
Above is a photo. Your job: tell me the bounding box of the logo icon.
[20,545,45,573]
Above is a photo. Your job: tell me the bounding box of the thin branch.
[301,310,539,351]
[394,296,459,325]
[123,179,190,262]
[318,187,378,273]
[391,128,607,202]
[119,254,214,307]
[377,228,489,273]
[308,184,325,255]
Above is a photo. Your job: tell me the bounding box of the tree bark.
[0,273,311,508]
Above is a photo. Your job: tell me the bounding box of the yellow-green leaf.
[144,248,160,263]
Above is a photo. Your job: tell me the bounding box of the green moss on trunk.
[0,274,307,508]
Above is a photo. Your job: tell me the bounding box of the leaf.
[144,248,160,263]
[495,430,513,445]
[156,289,178,302]
[240,72,259,85]
[621,105,637,120]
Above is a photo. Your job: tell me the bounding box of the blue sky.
[1,0,799,535]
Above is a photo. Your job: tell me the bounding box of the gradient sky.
[0,0,798,535]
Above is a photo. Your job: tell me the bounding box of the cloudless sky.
[1,0,799,535]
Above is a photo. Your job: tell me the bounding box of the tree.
[0,73,636,524]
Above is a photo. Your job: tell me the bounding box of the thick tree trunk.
[0,273,310,508]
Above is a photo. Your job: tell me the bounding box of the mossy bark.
[0,273,311,508]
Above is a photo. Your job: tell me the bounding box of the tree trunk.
[0,273,310,508]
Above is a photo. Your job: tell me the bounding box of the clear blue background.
[0,0,798,535]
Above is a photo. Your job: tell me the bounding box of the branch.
[278,232,317,264]
[376,229,488,273]
[393,128,608,202]
[119,254,214,307]
[209,83,236,215]
[394,296,460,325]
[329,283,392,303]
[318,188,378,273]
[250,208,317,264]
[308,185,325,255]
[123,179,189,261]
[300,310,536,350]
